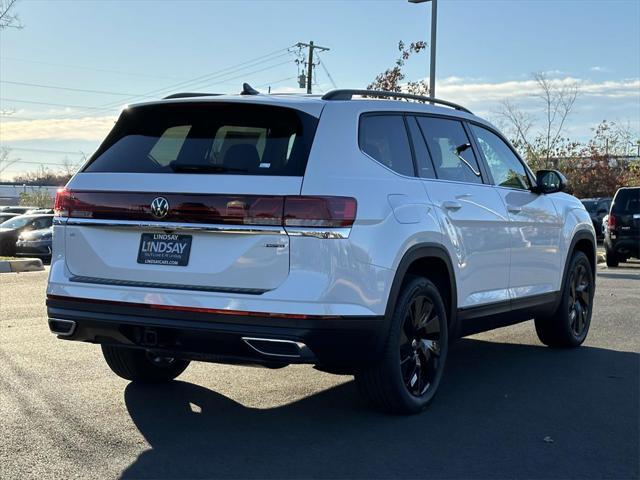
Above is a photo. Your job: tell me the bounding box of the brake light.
[284,196,357,227]
[53,188,91,217]
[608,214,616,231]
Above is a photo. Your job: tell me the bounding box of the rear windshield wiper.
[169,163,248,174]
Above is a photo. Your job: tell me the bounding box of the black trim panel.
[457,292,559,337]
[46,296,385,368]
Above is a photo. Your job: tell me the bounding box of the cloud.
[589,66,609,73]
[0,115,117,142]
[0,76,637,144]
[436,76,640,105]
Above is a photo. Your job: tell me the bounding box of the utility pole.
[409,0,438,98]
[296,41,330,94]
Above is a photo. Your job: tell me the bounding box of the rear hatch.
[59,100,320,293]
[610,188,640,239]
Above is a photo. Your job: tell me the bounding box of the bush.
[19,189,54,208]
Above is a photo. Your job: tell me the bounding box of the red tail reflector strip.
[55,190,356,228]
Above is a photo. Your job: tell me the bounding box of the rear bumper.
[606,236,640,258]
[46,295,387,369]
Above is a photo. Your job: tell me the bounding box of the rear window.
[612,189,640,214]
[84,103,319,176]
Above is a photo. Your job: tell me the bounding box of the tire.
[355,276,448,414]
[101,345,190,383]
[0,237,16,256]
[605,248,619,267]
[535,251,594,348]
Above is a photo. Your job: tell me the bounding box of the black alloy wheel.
[400,294,443,397]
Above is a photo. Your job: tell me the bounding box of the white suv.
[47,87,596,414]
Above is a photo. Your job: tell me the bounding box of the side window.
[359,115,415,177]
[415,117,483,184]
[470,124,530,190]
[407,117,436,179]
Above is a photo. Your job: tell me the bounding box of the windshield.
[0,216,31,229]
[84,102,319,176]
[581,200,597,213]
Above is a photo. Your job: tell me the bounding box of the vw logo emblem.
[150,197,170,219]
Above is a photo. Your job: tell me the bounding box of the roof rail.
[163,92,223,100]
[321,89,473,114]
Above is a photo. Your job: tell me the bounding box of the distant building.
[0,184,60,206]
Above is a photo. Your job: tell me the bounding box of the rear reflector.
[55,189,356,228]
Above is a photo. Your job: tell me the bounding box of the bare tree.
[535,72,579,166]
[499,99,535,157]
[0,146,19,179]
[0,0,23,30]
[499,72,579,169]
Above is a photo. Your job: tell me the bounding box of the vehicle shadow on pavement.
[121,339,639,479]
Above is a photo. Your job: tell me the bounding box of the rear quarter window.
[84,103,319,176]
[359,114,415,177]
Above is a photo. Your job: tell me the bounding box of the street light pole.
[409,0,437,98]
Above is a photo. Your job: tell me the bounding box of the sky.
[1,0,639,180]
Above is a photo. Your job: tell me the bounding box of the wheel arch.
[565,230,597,283]
[556,230,597,313]
[385,244,458,334]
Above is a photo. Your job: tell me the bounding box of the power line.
[256,76,297,89]
[197,60,293,89]
[58,56,296,120]
[0,80,157,98]
[0,115,41,121]
[316,53,338,89]
[2,47,300,123]
[0,146,87,155]
[0,97,119,111]
[54,48,297,120]
[87,48,295,112]
[0,56,186,80]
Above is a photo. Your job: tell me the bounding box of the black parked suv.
[604,187,640,267]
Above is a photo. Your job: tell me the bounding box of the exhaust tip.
[49,318,76,336]
[242,337,314,360]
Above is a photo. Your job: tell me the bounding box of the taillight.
[284,196,357,227]
[54,188,73,217]
[54,190,357,229]
[608,214,616,231]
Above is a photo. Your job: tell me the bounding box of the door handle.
[507,205,522,214]
[442,200,462,211]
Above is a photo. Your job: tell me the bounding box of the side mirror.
[531,169,567,194]
[597,208,607,215]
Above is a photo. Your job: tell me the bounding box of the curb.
[0,258,44,273]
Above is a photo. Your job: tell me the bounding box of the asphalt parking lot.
[1,263,638,479]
